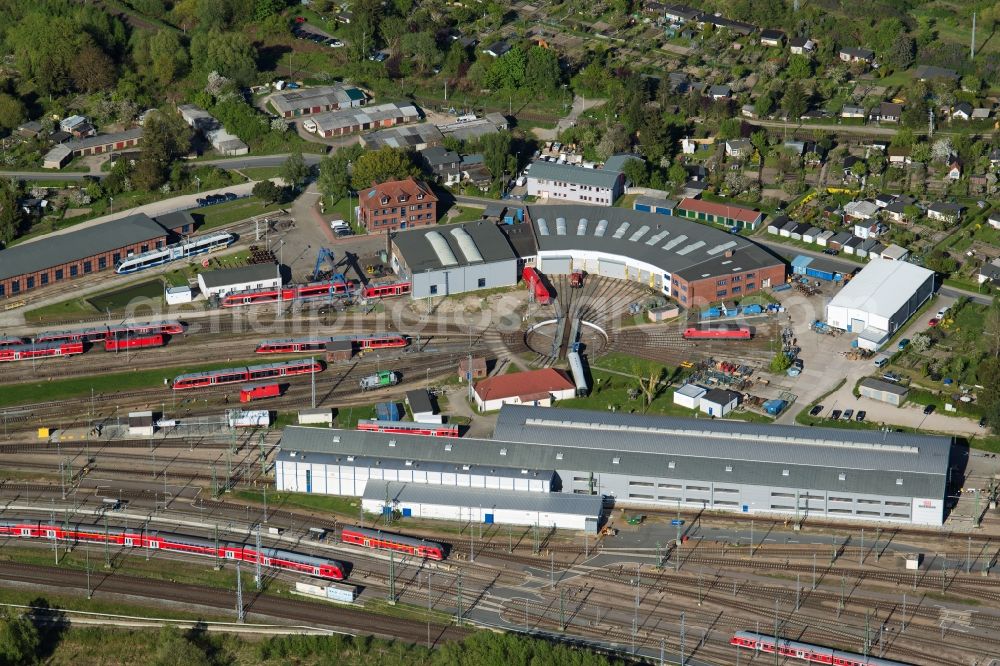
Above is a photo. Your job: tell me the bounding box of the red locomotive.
[239,383,282,403]
[255,333,407,354]
[0,520,347,580]
[730,632,907,666]
[0,340,85,362]
[682,324,752,340]
[356,419,459,437]
[341,526,446,560]
[522,267,552,305]
[172,359,323,390]
[104,332,166,352]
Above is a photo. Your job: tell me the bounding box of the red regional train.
[0,520,347,580]
[682,324,752,340]
[730,632,909,666]
[172,359,323,390]
[356,419,459,438]
[104,332,166,352]
[0,337,24,347]
[255,333,408,354]
[0,340,85,362]
[341,526,446,561]
[239,383,282,403]
[219,280,359,308]
[33,321,185,344]
[522,267,552,305]
[362,281,411,299]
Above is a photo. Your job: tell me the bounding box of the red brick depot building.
[358,177,438,232]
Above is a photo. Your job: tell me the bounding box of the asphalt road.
[755,237,991,305]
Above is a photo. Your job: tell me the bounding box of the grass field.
[236,166,285,181]
[233,489,371,521]
[439,204,485,224]
[0,356,294,408]
[190,197,285,231]
[86,280,165,312]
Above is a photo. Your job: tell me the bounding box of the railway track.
[0,560,469,645]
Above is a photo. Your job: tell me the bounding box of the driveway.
[532,96,606,142]
[16,178,285,245]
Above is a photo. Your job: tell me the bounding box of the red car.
[928,318,940,327]
[294,16,306,22]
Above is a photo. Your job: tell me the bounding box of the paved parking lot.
[773,287,980,435]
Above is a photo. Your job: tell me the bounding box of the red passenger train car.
[730,632,907,666]
[34,321,185,344]
[0,520,347,580]
[341,526,446,560]
[362,281,411,299]
[522,267,552,305]
[239,383,282,403]
[255,333,407,354]
[104,332,165,352]
[172,359,323,390]
[682,324,752,340]
[0,340,85,362]
[219,280,358,308]
[356,419,459,438]
[0,336,25,347]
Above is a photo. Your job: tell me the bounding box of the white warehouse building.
[197,264,280,299]
[363,481,602,532]
[825,258,934,350]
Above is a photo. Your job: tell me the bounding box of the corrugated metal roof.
[364,481,603,517]
[199,263,278,288]
[279,402,951,499]
[827,258,933,319]
[393,220,515,273]
[527,205,781,282]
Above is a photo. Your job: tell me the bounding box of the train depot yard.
[1,193,999,664]
[1,58,999,666]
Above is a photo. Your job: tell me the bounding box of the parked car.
[830,409,842,420]
[327,38,343,47]
[897,338,910,350]
[923,404,935,415]
[223,192,238,201]
[793,358,804,370]
[882,372,901,383]
[980,417,987,428]
[823,248,839,255]
[196,198,206,207]
[928,318,940,327]
[843,409,854,420]
[937,306,949,318]
[856,411,866,422]
[809,404,823,417]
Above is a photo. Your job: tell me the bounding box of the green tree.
[477,131,516,185]
[786,55,813,79]
[7,13,80,95]
[781,81,807,120]
[401,31,439,74]
[885,34,915,70]
[346,0,382,62]
[133,110,192,192]
[318,154,351,203]
[350,146,420,189]
[717,118,742,140]
[667,162,687,186]
[770,352,792,373]
[281,150,310,189]
[620,158,648,187]
[978,357,1000,429]
[191,29,257,86]
[0,94,26,132]
[0,182,22,246]
[486,46,527,89]
[0,608,39,665]
[148,30,190,87]
[755,91,776,117]
[152,626,211,666]
[524,46,561,94]
[750,130,770,161]
[252,179,281,206]
[891,127,915,148]
[253,0,284,21]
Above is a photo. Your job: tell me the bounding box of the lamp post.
[109,197,113,215]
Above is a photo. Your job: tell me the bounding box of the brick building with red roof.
[473,368,576,412]
[357,177,438,232]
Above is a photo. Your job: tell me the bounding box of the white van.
[873,355,889,368]
[330,219,348,230]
